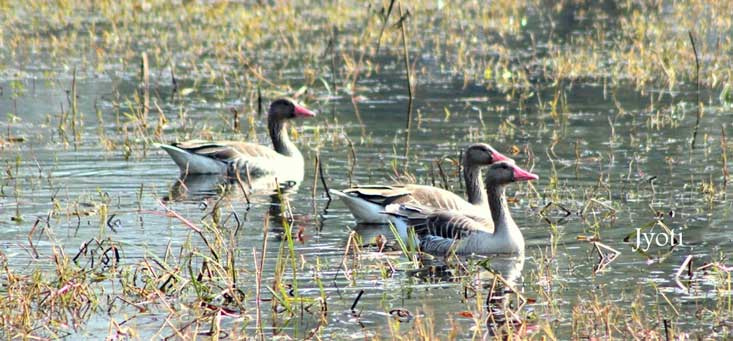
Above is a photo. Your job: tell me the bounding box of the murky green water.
[2,1,733,339]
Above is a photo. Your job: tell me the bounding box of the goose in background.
[158,98,316,185]
[384,161,538,256]
[330,143,510,223]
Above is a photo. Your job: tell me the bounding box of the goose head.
[269,98,317,120]
[464,143,511,167]
[485,161,539,185]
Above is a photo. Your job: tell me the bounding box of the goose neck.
[463,161,488,207]
[268,116,300,158]
[487,183,515,235]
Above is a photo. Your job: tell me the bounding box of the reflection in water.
[350,221,530,336]
[407,255,533,337]
[478,256,532,337]
[267,192,291,235]
[353,224,524,284]
[266,191,314,245]
[164,173,305,248]
[164,173,301,202]
[165,173,230,201]
[350,223,402,251]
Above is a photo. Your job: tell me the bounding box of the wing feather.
[342,186,412,206]
[384,204,493,239]
[172,140,283,162]
[342,184,479,211]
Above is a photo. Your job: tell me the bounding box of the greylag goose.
[330,143,510,223]
[159,98,316,183]
[384,161,538,255]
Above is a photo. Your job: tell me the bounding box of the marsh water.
[1,1,733,339]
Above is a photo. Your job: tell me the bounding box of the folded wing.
[384,203,494,239]
[172,140,282,162]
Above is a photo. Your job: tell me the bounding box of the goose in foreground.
[384,161,538,256]
[159,98,316,184]
[330,143,510,223]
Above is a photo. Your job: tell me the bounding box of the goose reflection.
[164,173,300,202]
[265,190,317,245]
[350,223,524,284]
[349,222,532,336]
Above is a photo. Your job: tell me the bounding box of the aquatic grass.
[722,125,729,191]
[387,221,421,269]
[0,236,117,337]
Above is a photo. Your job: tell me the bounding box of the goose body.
[331,143,509,223]
[385,161,538,256]
[159,99,315,184]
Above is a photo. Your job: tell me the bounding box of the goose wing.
[340,185,413,206]
[384,204,494,239]
[341,184,474,210]
[173,140,282,162]
[401,185,475,211]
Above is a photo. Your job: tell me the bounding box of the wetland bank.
[1,0,733,339]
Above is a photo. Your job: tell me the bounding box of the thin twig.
[141,52,150,124]
[374,0,396,55]
[350,289,365,312]
[722,125,729,189]
[398,0,414,172]
[346,137,356,187]
[313,153,320,200]
[234,170,251,206]
[318,153,332,201]
[255,215,269,340]
[330,26,338,120]
[257,85,262,116]
[689,31,701,149]
[435,159,449,189]
[70,67,79,149]
[675,255,693,290]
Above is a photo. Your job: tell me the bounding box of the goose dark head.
[269,98,317,120]
[485,161,539,185]
[464,143,511,166]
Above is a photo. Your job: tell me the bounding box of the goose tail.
[330,189,390,223]
[158,144,226,174]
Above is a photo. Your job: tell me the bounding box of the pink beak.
[294,103,317,118]
[513,165,539,181]
[492,150,511,163]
